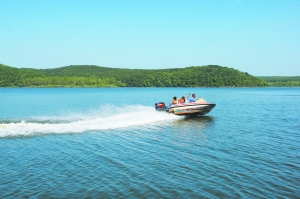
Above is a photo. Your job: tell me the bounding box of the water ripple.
[1,88,300,198]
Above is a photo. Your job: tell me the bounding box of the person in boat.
[189,94,197,103]
[171,96,178,105]
[178,93,190,103]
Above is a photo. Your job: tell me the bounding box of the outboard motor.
[155,102,166,111]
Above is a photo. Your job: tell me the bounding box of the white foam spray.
[0,105,178,138]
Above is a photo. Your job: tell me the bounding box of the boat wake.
[0,105,178,138]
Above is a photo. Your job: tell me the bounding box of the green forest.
[257,76,300,87]
[0,63,298,87]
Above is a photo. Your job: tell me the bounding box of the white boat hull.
[168,103,216,115]
[155,98,216,116]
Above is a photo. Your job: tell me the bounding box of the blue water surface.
[0,87,299,198]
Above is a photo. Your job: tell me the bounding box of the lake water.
[0,87,299,198]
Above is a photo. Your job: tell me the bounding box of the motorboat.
[155,98,216,116]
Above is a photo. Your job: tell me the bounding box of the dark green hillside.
[39,65,158,86]
[0,64,45,87]
[1,64,268,87]
[257,76,300,87]
[155,65,266,87]
[0,64,124,87]
[40,65,117,77]
[39,65,267,87]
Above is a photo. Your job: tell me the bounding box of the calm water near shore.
[0,87,299,198]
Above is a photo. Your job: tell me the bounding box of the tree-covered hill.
[0,64,124,87]
[0,64,45,87]
[0,63,268,87]
[38,65,267,87]
[257,76,300,87]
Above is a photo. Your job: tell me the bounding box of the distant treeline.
[0,64,125,87]
[14,76,125,87]
[0,63,277,87]
[257,76,300,87]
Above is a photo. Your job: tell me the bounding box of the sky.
[1,0,299,76]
